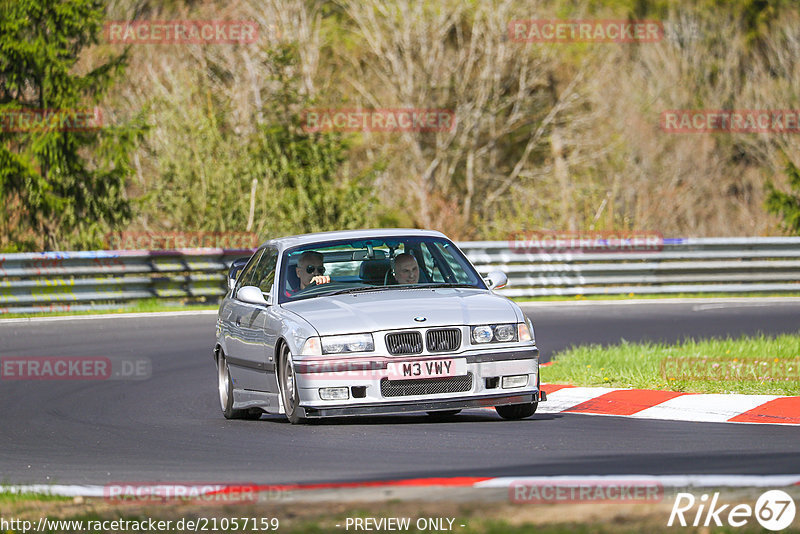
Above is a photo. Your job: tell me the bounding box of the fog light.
[319,387,349,400]
[501,375,528,389]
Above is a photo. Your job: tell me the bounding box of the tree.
[336,0,587,238]
[129,27,379,239]
[0,0,144,251]
[766,161,800,234]
[246,46,380,236]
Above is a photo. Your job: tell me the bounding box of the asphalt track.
[0,299,798,486]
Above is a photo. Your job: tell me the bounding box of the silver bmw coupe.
[214,229,544,423]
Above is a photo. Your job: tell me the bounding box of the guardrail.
[461,237,800,297]
[0,249,250,314]
[0,237,798,314]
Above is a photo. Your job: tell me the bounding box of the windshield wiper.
[331,283,478,295]
[330,286,390,295]
[399,283,478,289]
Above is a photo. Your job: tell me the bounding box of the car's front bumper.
[293,347,541,417]
[302,391,545,418]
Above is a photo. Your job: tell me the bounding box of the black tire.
[217,353,252,420]
[243,408,264,420]
[279,345,305,424]
[495,402,537,420]
[426,409,462,418]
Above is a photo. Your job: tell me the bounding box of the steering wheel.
[294,281,353,296]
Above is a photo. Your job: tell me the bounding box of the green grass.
[0,489,70,503]
[1,493,796,533]
[283,521,718,534]
[2,514,788,534]
[543,333,800,395]
[513,292,800,302]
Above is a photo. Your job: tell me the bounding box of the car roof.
[259,228,449,250]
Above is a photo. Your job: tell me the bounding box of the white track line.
[475,474,800,488]
[631,394,782,423]
[537,387,619,413]
[519,297,800,308]
[4,474,800,498]
[0,310,218,324]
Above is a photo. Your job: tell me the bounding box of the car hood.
[281,288,518,336]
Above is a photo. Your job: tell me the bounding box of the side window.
[253,248,279,295]
[235,249,265,291]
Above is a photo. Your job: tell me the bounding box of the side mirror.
[227,257,250,291]
[484,270,508,290]
[237,285,268,307]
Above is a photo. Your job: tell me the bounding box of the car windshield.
[278,236,486,303]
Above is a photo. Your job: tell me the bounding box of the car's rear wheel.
[279,345,305,424]
[495,402,537,420]
[217,352,261,420]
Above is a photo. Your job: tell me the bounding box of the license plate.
[387,358,466,380]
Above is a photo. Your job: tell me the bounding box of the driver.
[297,250,331,289]
[392,252,420,284]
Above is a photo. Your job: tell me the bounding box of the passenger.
[296,251,330,289]
[392,252,420,284]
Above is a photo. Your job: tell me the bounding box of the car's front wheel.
[279,345,305,424]
[495,402,537,420]
[217,352,261,420]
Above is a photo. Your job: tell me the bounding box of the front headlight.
[471,324,519,344]
[321,333,375,354]
[494,324,516,342]
[472,325,494,344]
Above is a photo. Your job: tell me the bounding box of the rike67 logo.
[668,490,796,531]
